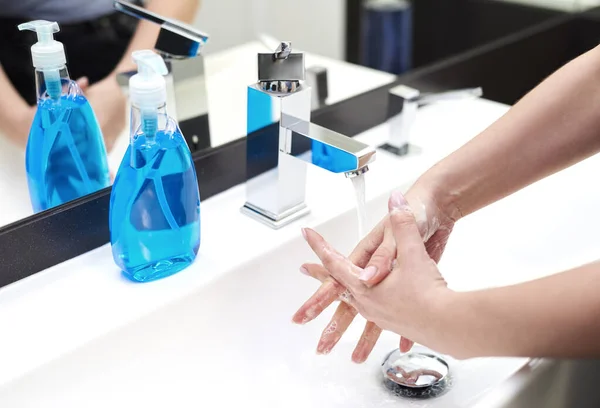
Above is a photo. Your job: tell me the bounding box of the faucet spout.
[281,114,376,175]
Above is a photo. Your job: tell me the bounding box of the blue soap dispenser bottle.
[18,20,110,212]
[109,50,201,282]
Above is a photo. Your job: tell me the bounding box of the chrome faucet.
[241,42,376,229]
[383,85,483,156]
[114,1,210,151]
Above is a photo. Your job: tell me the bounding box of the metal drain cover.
[382,349,450,398]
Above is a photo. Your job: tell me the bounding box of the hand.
[78,76,126,152]
[293,185,456,362]
[298,191,454,356]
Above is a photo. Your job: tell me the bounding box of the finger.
[388,191,428,260]
[399,336,414,353]
[300,263,331,282]
[292,278,341,324]
[348,219,386,267]
[302,228,365,294]
[358,223,396,287]
[352,321,383,363]
[294,263,356,324]
[295,221,387,323]
[316,302,358,355]
[76,76,89,90]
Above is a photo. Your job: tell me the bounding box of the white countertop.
[0,41,396,228]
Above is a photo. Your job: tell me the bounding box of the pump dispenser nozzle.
[18,20,66,99]
[130,50,169,137]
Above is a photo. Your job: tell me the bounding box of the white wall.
[193,0,255,54]
[193,0,346,59]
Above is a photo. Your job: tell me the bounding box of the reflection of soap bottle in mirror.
[109,50,200,283]
[19,20,110,212]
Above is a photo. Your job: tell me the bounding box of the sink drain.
[381,349,450,399]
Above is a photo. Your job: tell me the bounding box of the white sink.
[0,190,528,408]
[3,97,599,406]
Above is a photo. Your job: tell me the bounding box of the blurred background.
[196,0,597,70]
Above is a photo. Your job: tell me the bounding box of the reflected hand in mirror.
[78,76,126,153]
[293,187,456,362]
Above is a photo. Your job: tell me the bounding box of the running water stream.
[351,174,367,240]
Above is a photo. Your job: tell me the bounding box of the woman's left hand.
[299,191,455,354]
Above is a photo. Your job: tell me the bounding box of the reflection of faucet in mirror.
[384,85,483,156]
[241,42,376,229]
[114,0,210,153]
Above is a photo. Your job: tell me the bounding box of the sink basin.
[0,190,529,407]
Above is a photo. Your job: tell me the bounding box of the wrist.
[429,290,476,359]
[410,169,463,224]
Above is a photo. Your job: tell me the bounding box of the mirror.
[0,0,398,229]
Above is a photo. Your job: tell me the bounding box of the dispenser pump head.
[18,20,66,70]
[129,50,168,109]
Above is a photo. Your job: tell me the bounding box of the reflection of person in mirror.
[0,0,201,151]
[293,45,600,361]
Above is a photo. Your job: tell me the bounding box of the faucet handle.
[274,42,292,60]
[257,41,305,90]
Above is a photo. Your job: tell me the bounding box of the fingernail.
[400,337,414,353]
[359,265,378,281]
[301,228,308,240]
[389,190,409,211]
[352,347,367,363]
[299,266,309,276]
[291,313,309,325]
[317,341,331,355]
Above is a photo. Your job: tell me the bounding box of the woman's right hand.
[292,182,458,362]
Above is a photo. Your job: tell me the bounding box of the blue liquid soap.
[110,118,200,282]
[18,20,110,212]
[26,88,110,212]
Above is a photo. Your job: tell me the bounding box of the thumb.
[76,77,89,91]
[388,190,427,260]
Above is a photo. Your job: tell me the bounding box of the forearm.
[113,0,200,74]
[417,45,600,220]
[441,262,600,358]
[0,65,31,146]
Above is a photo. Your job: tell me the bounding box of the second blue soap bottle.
[19,20,110,212]
[109,50,201,282]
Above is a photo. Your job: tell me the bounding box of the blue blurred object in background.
[361,0,413,75]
